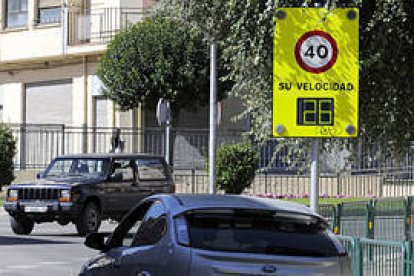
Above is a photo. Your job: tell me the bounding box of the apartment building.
[0,0,245,127]
[0,0,155,129]
[0,0,245,170]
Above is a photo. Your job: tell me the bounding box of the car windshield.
[183,209,339,257]
[43,158,109,179]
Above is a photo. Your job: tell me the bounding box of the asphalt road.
[0,210,117,276]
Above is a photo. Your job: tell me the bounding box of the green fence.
[338,236,412,276]
[322,197,414,242]
[319,204,336,228]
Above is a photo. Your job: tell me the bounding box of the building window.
[6,0,28,28]
[38,0,61,24]
[39,7,61,24]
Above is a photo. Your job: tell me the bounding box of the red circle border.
[294,30,338,74]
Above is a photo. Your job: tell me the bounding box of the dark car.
[80,194,352,276]
[4,153,174,236]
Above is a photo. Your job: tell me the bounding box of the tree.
[157,0,414,156]
[0,124,16,189]
[98,17,228,121]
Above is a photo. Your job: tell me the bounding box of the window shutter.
[39,0,61,8]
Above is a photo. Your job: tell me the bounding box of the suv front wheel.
[75,201,101,236]
[10,216,34,235]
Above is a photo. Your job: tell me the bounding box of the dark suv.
[4,153,174,236]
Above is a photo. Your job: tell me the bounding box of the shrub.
[0,124,16,189]
[216,143,259,194]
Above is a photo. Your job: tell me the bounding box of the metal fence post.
[19,124,26,170]
[353,237,362,276]
[82,124,88,153]
[333,203,342,235]
[404,241,412,276]
[61,124,65,155]
[367,200,375,239]
[411,241,414,276]
[404,196,412,241]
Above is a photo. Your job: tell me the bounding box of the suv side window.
[111,159,135,182]
[136,158,167,180]
[132,200,167,246]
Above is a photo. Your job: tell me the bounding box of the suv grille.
[18,188,60,200]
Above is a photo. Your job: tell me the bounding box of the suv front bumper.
[4,200,81,223]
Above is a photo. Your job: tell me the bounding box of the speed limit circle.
[295,30,338,74]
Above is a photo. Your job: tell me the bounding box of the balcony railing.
[67,8,144,46]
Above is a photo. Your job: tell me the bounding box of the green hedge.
[216,143,258,194]
[0,124,16,189]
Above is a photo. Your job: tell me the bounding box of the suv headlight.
[7,189,18,201]
[59,189,71,202]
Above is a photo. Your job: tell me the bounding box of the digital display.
[297,98,334,126]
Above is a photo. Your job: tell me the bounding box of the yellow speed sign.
[273,8,359,138]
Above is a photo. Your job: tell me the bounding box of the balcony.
[67,8,144,47]
[0,7,144,65]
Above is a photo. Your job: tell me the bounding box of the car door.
[115,200,174,276]
[105,158,136,213]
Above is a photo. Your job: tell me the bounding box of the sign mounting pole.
[209,42,218,194]
[156,98,171,165]
[310,139,320,213]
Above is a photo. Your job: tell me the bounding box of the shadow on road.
[32,233,81,238]
[0,236,76,245]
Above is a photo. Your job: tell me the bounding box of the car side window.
[135,158,167,180]
[111,159,135,182]
[131,200,167,247]
[108,201,153,248]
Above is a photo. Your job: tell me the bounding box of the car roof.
[54,153,165,159]
[153,194,321,218]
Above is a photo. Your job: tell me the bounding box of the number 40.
[304,45,328,59]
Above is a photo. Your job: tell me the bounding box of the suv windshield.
[183,209,339,257]
[44,158,109,179]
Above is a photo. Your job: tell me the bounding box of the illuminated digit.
[319,99,333,125]
[303,99,317,125]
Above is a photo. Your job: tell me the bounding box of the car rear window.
[136,158,167,180]
[183,209,340,257]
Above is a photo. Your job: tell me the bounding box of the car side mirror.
[84,232,110,251]
[36,172,43,179]
[109,172,123,182]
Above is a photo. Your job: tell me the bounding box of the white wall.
[0,61,99,126]
[0,27,63,62]
[0,86,3,105]
[2,83,23,123]
[0,86,4,122]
